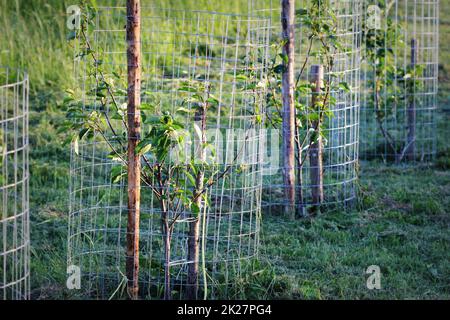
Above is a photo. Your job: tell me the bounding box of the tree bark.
[310,65,324,209]
[186,107,206,299]
[162,207,172,300]
[281,0,296,219]
[295,122,305,217]
[164,232,171,300]
[406,38,418,161]
[126,0,141,300]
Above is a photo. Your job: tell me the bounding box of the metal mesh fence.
[251,0,363,214]
[360,0,439,163]
[67,7,270,299]
[0,67,30,300]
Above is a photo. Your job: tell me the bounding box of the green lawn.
[29,153,450,299]
[260,161,450,299]
[0,0,448,299]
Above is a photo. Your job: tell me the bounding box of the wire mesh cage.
[0,67,30,300]
[360,0,439,163]
[250,0,363,214]
[67,6,270,299]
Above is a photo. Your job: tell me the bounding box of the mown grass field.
[0,0,448,299]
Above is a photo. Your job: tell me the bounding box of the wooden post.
[281,0,296,219]
[406,38,418,161]
[126,0,141,300]
[310,65,324,208]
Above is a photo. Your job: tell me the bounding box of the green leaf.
[140,103,155,111]
[194,123,203,140]
[178,86,197,93]
[63,96,74,105]
[78,128,90,141]
[136,140,152,156]
[206,97,219,106]
[236,74,248,81]
[339,82,351,93]
[308,113,320,122]
[111,166,126,184]
[96,91,106,98]
[141,112,147,123]
[189,163,198,176]
[295,8,308,16]
[191,203,201,216]
[403,73,412,80]
[176,107,192,114]
[273,64,286,74]
[184,171,197,186]
[118,103,127,117]
[107,151,123,162]
[278,53,288,65]
[73,136,79,155]
[296,83,313,94]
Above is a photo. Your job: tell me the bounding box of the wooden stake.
[406,38,418,161]
[281,0,296,219]
[126,0,141,300]
[310,65,324,208]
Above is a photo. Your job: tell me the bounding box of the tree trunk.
[164,233,171,300]
[309,65,324,209]
[281,0,296,219]
[163,210,172,300]
[295,124,305,217]
[406,38,418,161]
[186,107,206,299]
[187,193,201,300]
[126,0,141,300]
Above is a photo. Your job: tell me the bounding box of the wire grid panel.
[360,0,439,163]
[0,67,30,300]
[68,7,270,299]
[251,0,363,212]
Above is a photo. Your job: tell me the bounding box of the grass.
[29,155,450,300]
[0,0,448,299]
[258,161,450,299]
